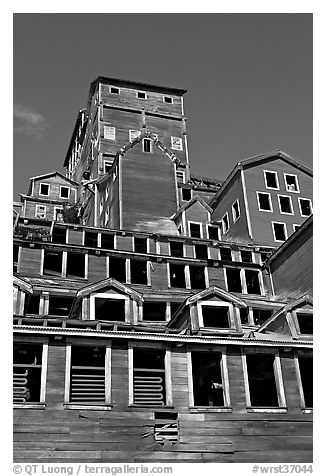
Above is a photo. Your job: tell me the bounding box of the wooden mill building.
[13,77,313,463]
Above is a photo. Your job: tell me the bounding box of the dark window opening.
[143,138,152,153]
[297,313,313,335]
[299,199,312,217]
[202,305,230,328]
[241,250,252,263]
[70,346,105,403]
[245,270,261,295]
[195,244,208,260]
[265,171,278,189]
[43,250,63,276]
[189,265,206,289]
[137,91,146,99]
[24,295,40,315]
[133,349,166,405]
[253,308,272,325]
[192,352,224,406]
[109,257,126,282]
[226,268,242,293]
[240,307,249,324]
[110,87,120,94]
[170,302,182,317]
[95,298,125,321]
[273,223,286,241]
[48,296,74,317]
[246,354,279,407]
[143,302,166,321]
[220,247,232,261]
[169,264,185,288]
[232,201,240,220]
[13,343,42,403]
[163,96,173,104]
[189,223,201,238]
[285,174,299,192]
[84,231,98,248]
[40,183,49,195]
[101,233,115,250]
[130,260,148,285]
[181,188,192,201]
[60,187,70,199]
[134,237,147,253]
[66,252,85,278]
[207,225,219,240]
[154,412,178,443]
[298,357,313,407]
[260,252,269,263]
[222,214,229,233]
[13,245,19,273]
[170,241,184,257]
[279,196,292,214]
[258,193,272,211]
[52,226,66,244]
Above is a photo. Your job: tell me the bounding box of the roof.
[210,150,313,209]
[76,277,143,302]
[27,172,78,195]
[171,195,213,221]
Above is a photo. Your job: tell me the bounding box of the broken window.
[143,138,152,153]
[192,352,225,406]
[13,343,43,404]
[101,233,115,249]
[220,247,232,261]
[240,250,252,263]
[189,222,202,238]
[35,205,47,219]
[272,222,287,242]
[133,349,166,405]
[84,231,98,248]
[245,270,261,295]
[171,137,183,151]
[298,198,312,217]
[252,308,273,325]
[264,171,279,189]
[95,298,125,322]
[260,252,270,263]
[169,264,186,288]
[284,174,299,192]
[143,302,166,321]
[232,200,240,222]
[110,86,120,94]
[278,195,293,214]
[39,183,49,196]
[226,268,242,293]
[298,357,313,408]
[195,244,208,260]
[134,237,148,253]
[109,257,126,282]
[189,265,206,289]
[163,96,173,104]
[296,313,313,335]
[222,213,229,234]
[66,252,85,278]
[130,260,148,285]
[154,412,178,443]
[69,346,106,403]
[48,296,74,317]
[257,192,272,211]
[181,188,192,201]
[246,354,280,407]
[43,250,63,276]
[207,225,219,240]
[13,245,19,273]
[201,305,230,328]
[52,226,67,244]
[24,295,40,315]
[170,241,184,257]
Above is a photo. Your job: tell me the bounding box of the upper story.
[210,151,313,248]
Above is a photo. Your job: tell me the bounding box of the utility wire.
[13,119,73,144]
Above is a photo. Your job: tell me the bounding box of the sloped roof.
[26,172,78,196]
[76,277,143,302]
[13,276,33,294]
[171,195,213,221]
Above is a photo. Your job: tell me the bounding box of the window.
[66,252,86,278]
[232,200,240,222]
[53,207,63,221]
[169,241,184,258]
[134,237,148,253]
[39,183,50,196]
[260,252,270,264]
[240,307,250,324]
[296,312,313,335]
[245,270,261,295]
[296,356,313,408]
[101,233,115,250]
[191,351,229,407]
[143,138,152,153]
[137,91,147,99]
[201,305,230,328]
[84,231,98,248]
[104,126,116,140]
[298,198,312,217]
[68,345,109,404]
[264,170,279,190]
[24,295,40,315]
[60,186,70,199]
[176,170,185,183]
[130,259,148,285]
[252,308,273,325]
[132,348,166,405]
[43,250,63,276]
[293,224,301,233]
[272,222,287,242]
[171,136,183,151]
[129,130,141,142]
[52,226,67,244]
[284,174,299,193]
[222,213,229,234]
[13,245,19,273]
[278,195,293,214]
[181,188,192,201]
[108,257,126,282]
[225,268,242,293]
[143,302,166,321]
[257,192,273,212]
[163,96,173,104]
[170,302,182,317]
[189,265,206,289]
[240,250,252,263]
[194,244,208,260]
[154,412,178,443]
[244,353,285,408]
[94,297,126,322]
[169,264,186,288]
[189,222,202,238]
[220,247,232,261]
[110,86,120,94]
[103,158,114,173]
[48,296,74,317]
[35,205,46,219]
[13,343,45,404]
[207,225,220,240]
[225,268,263,295]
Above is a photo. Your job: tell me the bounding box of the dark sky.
[13,13,312,200]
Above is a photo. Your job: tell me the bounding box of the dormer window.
[189,222,202,238]
[201,305,230,329]
[143,138,152,153]
[39,183,50,196]
[296,312,313,335]
[90,293,128,322]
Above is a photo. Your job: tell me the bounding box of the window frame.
[103,125,116,141]
[171,136,183,151]
[142,138,153,153]
[53,206,63,221]
[197,301,236,331]
[292,308,313,338]
[277,194,294,215]
[176,170,185,183]
[35,204,47,219]
[256,191,273,212]
[293,351,313,412]
[284,173,300,193]
[133,236,149,254]
[169,240,185,258]
[293,224,301,233]
[188,221,203,239]
[109,86,120,94]
[39,183,50,197]
[207,224,220,241]
[224,267,264,296]
[222,213,230,235]
[181,188,192,201]
[263,170,279,190]
[90,292,130,323]
[59,186,70,199]
[298,198,313,217]
[137,91,147,99]
[231,199,241,223]
[163,96,173,104]
[271,221,288,243]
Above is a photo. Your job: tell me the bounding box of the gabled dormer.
[168,286,246,335]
